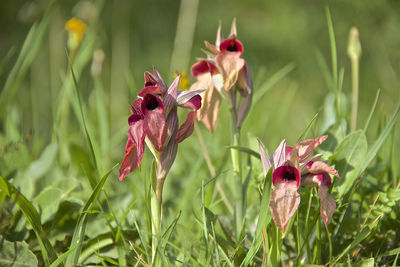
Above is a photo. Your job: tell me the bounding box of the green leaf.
[0,176,58,265]
[228,146,260,159]
[240,168,272,267]
[26,143,58,180]
[34,187,62,223]
[65,164,117,267]
[333,130,368,199]
[0,240,38,267]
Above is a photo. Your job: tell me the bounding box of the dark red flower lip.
[219,38,243,54]
[191,60,216,77]
[273,164,301,189]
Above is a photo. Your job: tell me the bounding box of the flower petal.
[177,91,203,109]
[138,86,164,98]
[219,38,243,54]
[142,94,167,151]
[272,139,286,169]
[176,111,196,143]
[295,135,328,161]
[215,52,245,91]
[318,185,336,226]
[307,161,340,178]
[127,117,145,168]
[269,182,300,233]
[119,139,137,181]
[258,139,272,176]
[191,60,216,77]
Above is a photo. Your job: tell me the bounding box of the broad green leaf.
[0,240,38,267]
[34,187,62,223]
[0,176,57,265]
[333,130,368,199]
[26,143,57,180]
[65,164,117,267]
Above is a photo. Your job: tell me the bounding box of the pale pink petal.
[269,182,300,233]
[258,139,272,176]
[308,161,340,178]
[190,74,221,133]
[318,185,336,226]
[119,139,137,181]
[215,52,245,91]
[295,135,328,161]
[176,111,196,143]
[272,140,286,169]
[177,91,203,109]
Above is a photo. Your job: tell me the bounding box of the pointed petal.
[152,67,168,92]
[142,94,167,151]
[127,117,145,168]
[119,139,137,181]
[318,185,336,225]
[308,161,340,178]
[295,135,328,161]
[144,71,158,87]
[205,40,219,54]
[230,18,237,37]
[272,139,286,169]
[191,75,221,133]
[163,76,179,116]
[176,111,196,143]
[258,139,272,176]
[177,91,203,109]
[269,182,300,233]
[216,21,223,48]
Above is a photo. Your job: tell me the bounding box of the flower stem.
[151,176,164,266]
[350,56,359,132]
[230,109,243,242]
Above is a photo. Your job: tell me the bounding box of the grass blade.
[0,176,58,265]
[253,63,295,105]
[65,164,118,267]
[363,89,381,132]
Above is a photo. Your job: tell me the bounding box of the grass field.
[0,0,400,266]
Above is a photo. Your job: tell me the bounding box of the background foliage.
[0,0,399,266]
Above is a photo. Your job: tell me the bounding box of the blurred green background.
[1,0,399,148]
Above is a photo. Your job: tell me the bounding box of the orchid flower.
[119,68,203,184]
[190,19,253,132]
[258,135,340,232]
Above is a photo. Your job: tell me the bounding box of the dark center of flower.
[145,81,156,87]
[283,167,297,181]
[226,40,238,52]
[145,95,159,110]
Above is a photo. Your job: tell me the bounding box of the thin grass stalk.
[347,27,362,132]
[195,122,234,214]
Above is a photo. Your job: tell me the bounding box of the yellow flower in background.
[65,17,87,52]
[173,70,190,91]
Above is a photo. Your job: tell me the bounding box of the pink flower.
[190,19,253,132]
[258,135,340,232]
[119,68,203,181]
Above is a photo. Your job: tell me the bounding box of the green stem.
[230,113,243,242]
[350,57,359,132]
[151,187,162,266]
